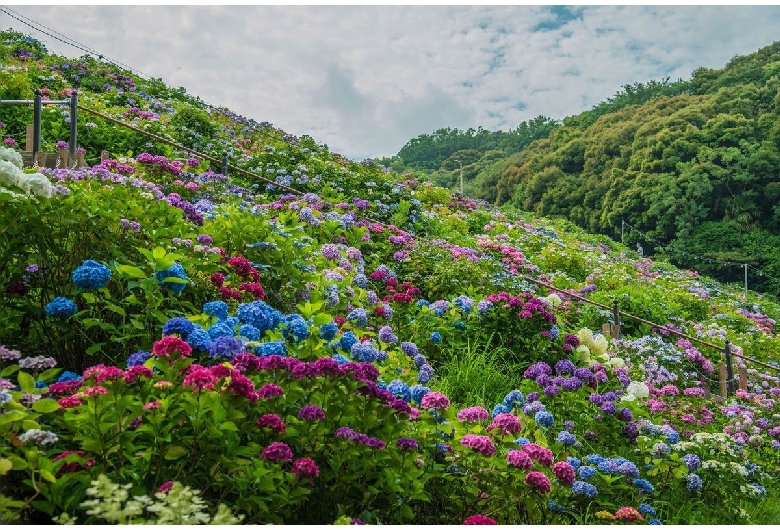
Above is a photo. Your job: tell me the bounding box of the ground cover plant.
[2,31,780,525]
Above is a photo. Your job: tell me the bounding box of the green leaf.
[399,504,414,520]
[32,399,61,413]
[164,445,188,460]
[159,276,187,284]
[152,246,166,260]
[0,410,26,425]
[17,371,35,394]
[0,458,12,475]
[219,421,238,432]
[117,265,147,279]
[39,469,57,483]
[85,343,105,356]
[37,367,61,383]
[8,455,28,470]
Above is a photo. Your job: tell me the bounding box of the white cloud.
[4,5,780,159]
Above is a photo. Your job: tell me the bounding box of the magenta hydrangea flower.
[261,442,294,462]
[522,443,554,466]
[524,471,551,494]
[460,434,496,457]
[552,461,576,486]
[420,391,450,410]
[256,413,286,433]
[506,449,533,470]
[292,457,320,479]
[457,406,490,423]
[487,412,522,435]
[463,515,497,525]
[298,404,326,421]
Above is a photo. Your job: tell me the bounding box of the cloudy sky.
[4,4,780,160]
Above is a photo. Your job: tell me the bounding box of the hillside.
[2,30,780,525]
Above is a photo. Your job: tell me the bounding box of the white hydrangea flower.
[626,381,650,399]
[0,145,23,169]
[577,327,594,346]
[591,333,609,356]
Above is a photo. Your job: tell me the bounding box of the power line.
[0,5,153,80]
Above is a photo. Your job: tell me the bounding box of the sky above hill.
[4,4,780,160]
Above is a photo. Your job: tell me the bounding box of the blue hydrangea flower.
[492,404,511,418]
[571,480,598,498]
[639,504,657,517]
[503,390,525,409]
[556,430,577,446]
[338,331,358,352]
[400,341,418,357]
[578,466,597,479]
[649,519,663,525]
[347,308,368,327]
[203,300,229,321]
[236,301,282,333]
[208,321,235,339]
[387,380,412,402]
[186,326,212,351]
[567,456,581,470]
[410,385,431,404]
[413,354,427,368]
[686,473,702,492]
[430,331,442,343]
[332,353,350,365]
[514,437,530,446]
[156,264,188,293]
[319,322,338,341]
[586,454,605,465]
[56,370,83,383]
[255,340,286,357]
[535,410,554,428]
[162,317,195,337]
[46,297,78,318]
[282,314,310,343]
[71,260,111,290]
[418,364,434,384]
[126,351,151,368]
[378,325,398,344]
[634,478,655,494]
[208,336,245,359]
[239,324,261,341]
[351,341,379,362]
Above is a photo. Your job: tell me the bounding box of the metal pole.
[612,298,620,327]
[724,340,735,394]
[222,152,228,176]
[744,264,748,298]
[33,89,42,155]
[69,90,78,157]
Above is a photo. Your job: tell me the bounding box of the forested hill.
[478,41,780,295]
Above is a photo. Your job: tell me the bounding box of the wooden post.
[34,152,47,168]
[719,362,728,399]
[738,367,748,391]
[702,384,711,400]
[25,124,33,152]
[75,152,85,169]
[611,299,621,339]
[56,148,69,169]
[100,150,109,162]
[602,323,611,336]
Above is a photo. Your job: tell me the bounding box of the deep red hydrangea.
[524,471,552,494]
[219,286,243,302]
[257,383,284,399]
[615,507,643,522]
[152,336,192,358]
[239,282,265,299]
[226,373,255,398]
[48,380,83,396]
[53,450,95,476]
[463,515,497,525]
[552,461,576,486]
[256,413,286,433]
[210,364,233,379]
[157,481,175,494]
[228,256,260,282]
[292,457,320,480]
[261,442,294,462]
[210,272,226,287]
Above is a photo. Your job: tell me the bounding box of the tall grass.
[435,336,522,409]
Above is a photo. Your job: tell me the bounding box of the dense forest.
[383,42,780,298]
